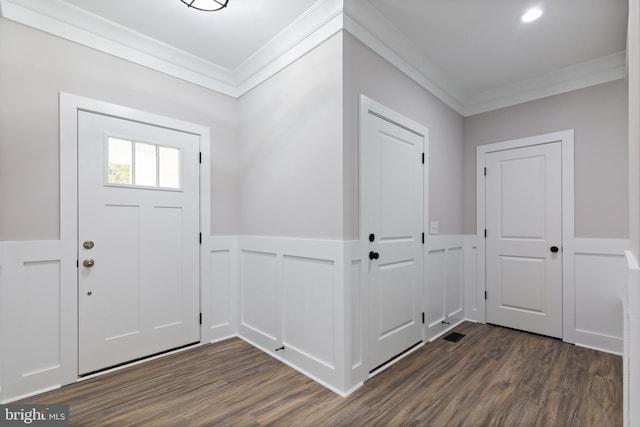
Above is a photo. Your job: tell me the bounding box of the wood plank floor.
[20,322,622,426]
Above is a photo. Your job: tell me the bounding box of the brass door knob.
[83,259,95,268]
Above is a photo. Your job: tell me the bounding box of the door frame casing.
[59,92,211,384]
[475,129,575,342]
[359,94,429,372]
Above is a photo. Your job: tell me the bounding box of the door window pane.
[135,142,157,187]
[107,138,132,185]
[159,147,180,189]
[106,138,182,190]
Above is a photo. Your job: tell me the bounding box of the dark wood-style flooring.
[20,322,622,426]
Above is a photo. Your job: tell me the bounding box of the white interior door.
[485,142,562,338]
[78,111,200,375]
[363,109,424,371]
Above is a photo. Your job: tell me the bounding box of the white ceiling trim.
[0,0,627,114]
[463,51,627,116]
[0,0,344,99]
[343,13,464,114]
[234,0,343,86]
[344,0,627,117]
[0,0,239,95]
[343,0,465,114]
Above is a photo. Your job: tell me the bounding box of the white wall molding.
[0,240,74,404]
[2,233,631,401]
[343,0,625,117]
[0,0,238,96]
[235,236,364,395]
[0,0,344,99]
[463,235,483,323]
[425,235,465,341]
[463,52,627,116]
[234,0,343,93]
[0,0,625,114]
[201,235,238,343]
[569,238,630,355]
[343,3,464,115]
[624,249,640,426]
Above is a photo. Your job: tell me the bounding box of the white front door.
[485,142,562,338]
[78,111,200,375]
[362,106,424,371]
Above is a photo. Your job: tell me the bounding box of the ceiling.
[0,0,629,115]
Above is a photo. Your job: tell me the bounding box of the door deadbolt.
[83,240,95,249]
[83,259,95,268]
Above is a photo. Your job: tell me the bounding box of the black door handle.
[369,251,379,260]
[550,246,559,253]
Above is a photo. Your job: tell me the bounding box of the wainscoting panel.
[624,251,640,427]
[239,249,280,351]
[345,241,366,393]
[283,255,335,369]
[464,235,483,323]
[0,241,75,403]
[568,238,629,354]
[425,236,465,341]
[201,236,237,343]
[236,236,353,394]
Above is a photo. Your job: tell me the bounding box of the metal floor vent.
[443,332,465,343]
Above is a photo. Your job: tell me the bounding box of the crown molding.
[234,0,343,94]
[0,0,344,98]
[343,0,465,115]
[341,0,626,117]
[0,0,627,114]
[0,0,239,96]
[463,51,627,116]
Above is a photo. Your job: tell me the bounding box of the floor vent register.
[442,332,465,343]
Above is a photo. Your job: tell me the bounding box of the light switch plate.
[430,221,439,235]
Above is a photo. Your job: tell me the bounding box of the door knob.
[369,251,379,260]
[550,246,559,253]
[83,259,95,268]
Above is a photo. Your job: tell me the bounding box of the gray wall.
[238,32,344,239]
[343,32,465,239]
[0,18,239,240]
[463,80,629,238]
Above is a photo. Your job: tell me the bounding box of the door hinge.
[484,167,487,176]
[199,232,202,244]
[422,232,425,244]
[422,312,425,324]
[485,291,488,300]
[484,229,487,238]
[199,313,202,324]
[199,152,202,164]
[422,153,425,164]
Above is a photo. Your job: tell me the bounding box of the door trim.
[476,130,574,341]
[359,94,429,372]
[59,92,211,383]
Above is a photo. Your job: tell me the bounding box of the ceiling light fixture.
[179,0,229,12]
[521,7,543,23]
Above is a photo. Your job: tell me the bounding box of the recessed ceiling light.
[521,7,543,23]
